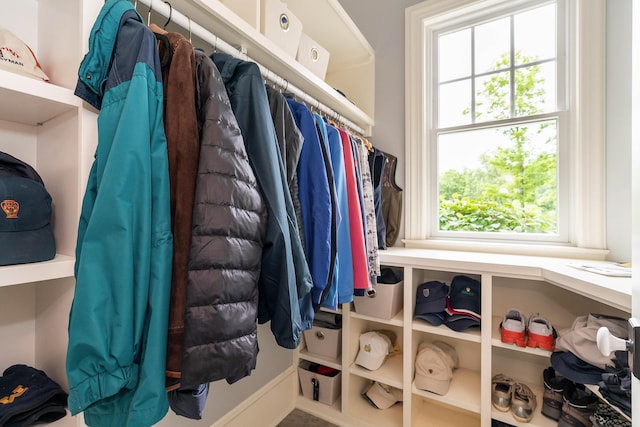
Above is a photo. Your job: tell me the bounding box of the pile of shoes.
[542,366,600,427]
[499,308,556,351]
[491,374,537,423]
[542,366,632,427]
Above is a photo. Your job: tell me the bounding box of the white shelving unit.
[296,248,632,426]
[0,3,98,427]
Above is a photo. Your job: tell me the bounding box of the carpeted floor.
[277,409,338,427]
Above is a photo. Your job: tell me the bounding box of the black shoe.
[557,383,598,427]
[541,366,571,420]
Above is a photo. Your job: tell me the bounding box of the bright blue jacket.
[286,99,332,307]
[67,1,173,426]
[314,114,340,310]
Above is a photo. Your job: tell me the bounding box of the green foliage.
[439,194,555,233]
[440,50,557,234]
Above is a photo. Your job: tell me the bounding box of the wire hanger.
[163,1,172,29]
[147,0,153,24]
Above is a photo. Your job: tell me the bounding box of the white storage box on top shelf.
[296,32,330,81]
[260,0,303,58]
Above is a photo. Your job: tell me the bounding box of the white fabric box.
[303,325,342,359]
[298,362,341,405]
[353,280,404,320]
[296,32,330,80]
[260,0,303,58]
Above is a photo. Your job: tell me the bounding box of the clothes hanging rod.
[133,0,367,136]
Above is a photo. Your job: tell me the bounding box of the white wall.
[606,0,632,262]
[341,0,633,261]
[339,0,423,246]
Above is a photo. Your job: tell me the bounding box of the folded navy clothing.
[0,364,67,427]
[168,383,209,420]
[377,267,403,284]
[312,312,342,329]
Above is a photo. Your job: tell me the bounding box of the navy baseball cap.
[0,364,67,426]
[414,281,448,326]
[445,275,481,332]
[0,152,55,266]
[550,351,607,385]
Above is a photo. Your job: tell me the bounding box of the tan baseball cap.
[414,341,459,395]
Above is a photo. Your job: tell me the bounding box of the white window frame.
[405,0,607,258]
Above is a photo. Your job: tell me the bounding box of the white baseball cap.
[362,381,403,409]
[0,28,49,81]
[414,341,459,395]
[355,330,397,371]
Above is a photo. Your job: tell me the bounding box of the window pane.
[437,120,558,234]
[474,71,511,122]
[474,17,510,74]
[439,79,472,127]
[514,62,556,116]
[438,28,471,82]
[515,4,556,64]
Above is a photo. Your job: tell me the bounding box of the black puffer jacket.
[180,50,266,388]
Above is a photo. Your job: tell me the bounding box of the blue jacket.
[324,123,355,304]
[212,53,314,347]
[314,114,340,310]
[67,2,173,426]
[286,99,332,307]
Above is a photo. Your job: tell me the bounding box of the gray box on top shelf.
[353,280,404,320]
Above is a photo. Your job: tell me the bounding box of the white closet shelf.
[159,0,375,133]
[350,356,403,389]
[379,248,631,312]
[0,70,80,126]
[412,367,481,414]
[0,254,75,288]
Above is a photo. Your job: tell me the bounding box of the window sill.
[402,239,611,261]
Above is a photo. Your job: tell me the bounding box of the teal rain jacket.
[66,1,173,426]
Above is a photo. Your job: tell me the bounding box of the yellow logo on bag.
[1,199,19,218]
[0,385,29,404]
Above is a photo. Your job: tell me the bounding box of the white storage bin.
[260,0,303,58]
[353,281,404,320]
[296,32,330,80]
[303,325,342,359]
[298,361,341,405]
